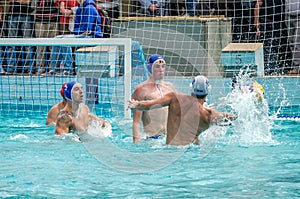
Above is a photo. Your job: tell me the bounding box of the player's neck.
[149,76,163,84]
[62,100,67,106]
[66,100,81,113]
[195,97,206,105]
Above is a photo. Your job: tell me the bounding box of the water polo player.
[55,81,112,136]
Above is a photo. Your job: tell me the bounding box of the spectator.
[96,0,119,19]
[73,0,103,37]
[195,0,218,16]
[138,0,170,16]
[185,0,196,16]
[0,1,4,75]
[254,0,286,75]
[58,0,79,35]
[49,0,103,75]
[34,0,60,75]
[285,0,300,75]
[169,0,186,16]
[228,1,256,42]
[6,0,35,75]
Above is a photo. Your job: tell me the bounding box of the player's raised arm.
[128,92,175,110]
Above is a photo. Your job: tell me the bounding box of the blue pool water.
[0,107,299,198]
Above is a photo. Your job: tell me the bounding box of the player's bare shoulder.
[132,81,150,99]
[162,81,175,91]
[81,103,90,111]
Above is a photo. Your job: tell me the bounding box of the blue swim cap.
[64,81,77,101]
[147,54,165,74]
[60,82,68,99]
[190,75,210,97]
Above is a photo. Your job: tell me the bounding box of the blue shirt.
[73,0,103,38]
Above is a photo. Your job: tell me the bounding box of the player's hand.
[226,113,237,121]
[103,121,112,131]
[128,99,139,109]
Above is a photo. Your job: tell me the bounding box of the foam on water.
[9,134,29,140]
[58,133,81,142]
[86,119,112,138]
[222,75,275,145]
[198,125,228,158]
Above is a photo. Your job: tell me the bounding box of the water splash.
[9,134,29,140]
[222,74,275,146]
[198,125,228,158]
[57,133,81,142]
[86,120,112,138]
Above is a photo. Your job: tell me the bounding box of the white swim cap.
[190,75,210,97]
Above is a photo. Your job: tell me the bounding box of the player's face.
[72,83,84,103]
[152,60,166,81]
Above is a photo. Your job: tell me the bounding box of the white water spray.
[224,74,274,145]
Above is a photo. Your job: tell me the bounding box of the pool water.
[0,107,299,198]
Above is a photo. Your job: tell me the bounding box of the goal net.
[0,38,143,119]
[0,0,299,118]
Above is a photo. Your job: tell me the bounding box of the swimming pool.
[1,106,299,198]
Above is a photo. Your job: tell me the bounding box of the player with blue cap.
[147,54,166,75]
[55,81,112,136]
[46,82,68,126]
[64,81,77,101]
[128,75,236,146]
[131,53,175,143]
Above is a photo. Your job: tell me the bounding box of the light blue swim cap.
[190,75,210,97]
[64,81,77,101]
[147,54,165,74]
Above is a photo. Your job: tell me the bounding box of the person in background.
[6,0,35,75]
[46,82,68,126]
[34,0,60,75]
[285,0,300,75]
[195,0,218,16]
[128,75,237,146]
[55,81,112,135]
[169,0,186,16]
[96,0,119,19]
[254,0,286,75]
[229,1,257,42]
[138,0,169,16]
[49,0,102,76]
[185,0,218,17]
[131,54,175,143]
[58,0,79,35]
[0,1,4,75]
[185,0,196,16]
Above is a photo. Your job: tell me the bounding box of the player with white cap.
[129,75,236,146]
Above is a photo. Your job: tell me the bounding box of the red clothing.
[59,0,79,24]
